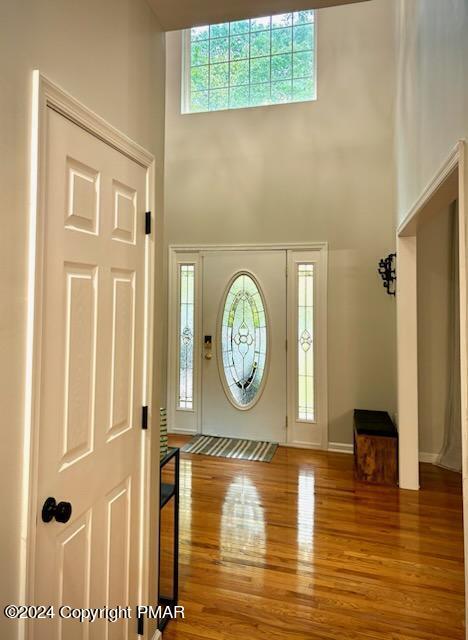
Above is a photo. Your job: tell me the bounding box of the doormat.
[181,435,278,463]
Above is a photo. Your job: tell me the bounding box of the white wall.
[417,204,454,456]
[0,2,165,637]
[164,0,397,445]
[396,0,468,223]
[396,0,468,617]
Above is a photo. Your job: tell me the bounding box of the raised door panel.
[105,480,131,640]
[112,180,137,245]
[66,157,100,235]
[57,513,92,640]
[108,270,136,440]
[61,264,97,469]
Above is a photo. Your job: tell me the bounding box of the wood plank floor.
[162,436,464,640]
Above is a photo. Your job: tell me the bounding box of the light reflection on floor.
[297,469,315,558]
[221,475,266,558]
[179,459,192,560]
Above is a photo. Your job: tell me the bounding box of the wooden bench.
[353,409,398,485]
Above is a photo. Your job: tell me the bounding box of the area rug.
[181,435,278,463]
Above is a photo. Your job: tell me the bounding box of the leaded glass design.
[298,264,314,421]
[186,10,316,113]
[178,265,195,409]
[221,274,268,407]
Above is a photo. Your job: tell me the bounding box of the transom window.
[183,10,316,113]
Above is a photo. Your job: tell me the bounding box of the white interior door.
[201,250,287,442]
[33,108,147,639]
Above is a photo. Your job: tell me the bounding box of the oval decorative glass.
[219,273,268,409]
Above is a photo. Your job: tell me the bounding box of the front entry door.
[202,251,287,442]
[33,108,147,639]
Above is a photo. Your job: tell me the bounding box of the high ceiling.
[149,0,370,32]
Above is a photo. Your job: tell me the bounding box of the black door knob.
[41,497,72,524]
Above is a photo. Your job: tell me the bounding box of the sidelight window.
[297,263,314,421]
[178,264,195,409]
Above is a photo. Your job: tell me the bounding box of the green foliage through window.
[185,11,316,113]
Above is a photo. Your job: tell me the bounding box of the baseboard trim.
[328,442,353,455]
[419,452,440,464]
[282,441,324,450]
[168,428,197,436]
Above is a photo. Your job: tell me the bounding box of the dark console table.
[158,446,180,631]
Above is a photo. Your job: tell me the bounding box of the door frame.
[167,243,328,449]
[396,141,466,490]
[396,139,468,636]
[20,71,156,636]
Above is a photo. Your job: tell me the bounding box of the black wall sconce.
[378,253,396,296]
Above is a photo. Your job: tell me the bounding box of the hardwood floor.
[162,436,464,640]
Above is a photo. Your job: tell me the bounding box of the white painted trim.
[140,141,156,640]
[281,441,323,450]
[328,442,354,455]
[39,76,155,168]
[170,242,328,252]
[457,144,468,485]
[398,143,461,237]
[21,72,156,639]
[419,452,440,464]
[396,141,465,491]
[456,145,468,640]
[168,428,198,436]
[396,234,419,490]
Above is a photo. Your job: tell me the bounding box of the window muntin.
[178,264,195,409]
[185,10,316,113]
[220,273,268,408]
[297,263,314,421]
